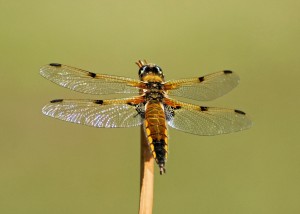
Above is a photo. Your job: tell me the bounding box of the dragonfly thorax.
[143,81,165,102]
[144,91,164,102]
[145,82,163,90]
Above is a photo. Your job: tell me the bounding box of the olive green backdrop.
[1,0,299,213]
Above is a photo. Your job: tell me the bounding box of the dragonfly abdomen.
[144,101,168,174]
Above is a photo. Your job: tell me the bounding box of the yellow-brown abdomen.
[144,101,168,174]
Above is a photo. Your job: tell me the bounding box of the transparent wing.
[42,98,144,128]
[40,63,143,95]
[164,98,252,136]
[164,70,240,101]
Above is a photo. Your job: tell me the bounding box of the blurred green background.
[1,0,299,213]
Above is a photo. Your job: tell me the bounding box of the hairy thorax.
[142,75,165,102]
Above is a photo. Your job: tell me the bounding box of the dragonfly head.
[138,64,164,80]
[136,60,164,81]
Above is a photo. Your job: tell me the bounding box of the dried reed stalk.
[138,126,154,214]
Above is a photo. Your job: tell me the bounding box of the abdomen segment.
[144,101,168,174]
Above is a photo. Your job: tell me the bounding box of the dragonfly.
[40,60,252,174]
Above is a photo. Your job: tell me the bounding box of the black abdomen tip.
[159,164,166,175]
[49,63,62,67]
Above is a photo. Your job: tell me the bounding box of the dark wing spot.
[94,100,104,105]
[199,76,205,82]
[224,70,233,74]
[200,106,208,111]
[175,105,181,109]
[50,99,63,103]
[49,63,62,67]
[88,72,96,78]
[235,109,246,115]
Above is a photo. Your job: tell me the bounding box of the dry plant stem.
[139,126,154,214]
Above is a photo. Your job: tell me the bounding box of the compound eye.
[138,66,146,76]
[156,66,163,75]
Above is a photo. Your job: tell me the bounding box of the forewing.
[165,70,239,101]
[165,99,252,136]
[40,63,143,95]
[42,98,144,128]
